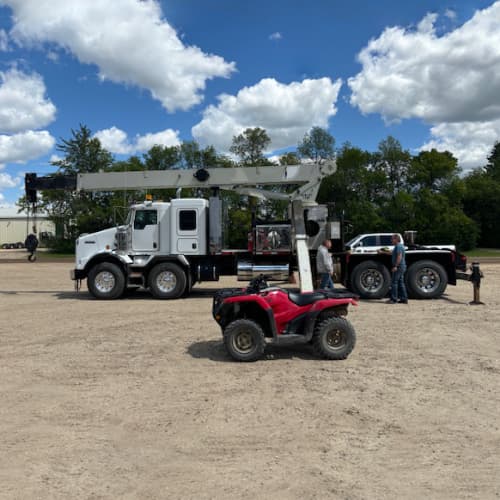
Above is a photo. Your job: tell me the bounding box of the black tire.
[406,260,447,299]
[312,317,356,360]
[87,262,125,300]
[223,319,266,362]
[350,260,391,299]
[148,262,187,299]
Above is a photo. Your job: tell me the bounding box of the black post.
[469,262,484,305]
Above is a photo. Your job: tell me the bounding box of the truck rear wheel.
[350,260,391,299]
[148,262,187,299]
[87,262,125,300]
[406,260,447,299]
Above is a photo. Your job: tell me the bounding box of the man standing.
[316,239,335,289]
[389,233,408,304]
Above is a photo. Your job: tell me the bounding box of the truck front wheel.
[406,260,447,299]
[148,262,187,299]
[350,260,391,299]
[87,262,125,300]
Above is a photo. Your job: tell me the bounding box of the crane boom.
[26,162,335,204]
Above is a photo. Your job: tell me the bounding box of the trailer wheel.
[223,319,265,362]
[148,262,187,299]
[350,260,391,299]
[312,317,356,360]
[406,260,447,299]
[87,262,125,300]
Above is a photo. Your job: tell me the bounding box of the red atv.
[212,275,358,362]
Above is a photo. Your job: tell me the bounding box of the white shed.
[0,208,55,247]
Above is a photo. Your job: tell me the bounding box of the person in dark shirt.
[388,233,408,304]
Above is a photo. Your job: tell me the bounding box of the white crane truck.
[25,162,467,300]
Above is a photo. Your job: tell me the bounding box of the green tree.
[143,145,179,170]
[279,152,300,165]
[372,136,411,196]
[39,125,115,249]
[230,128,271,165]
[485,141,500,181]
[408,149,459,191]
[464,168,500,247]
[297,126,335,162]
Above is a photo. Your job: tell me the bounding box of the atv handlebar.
[246,274,272,294]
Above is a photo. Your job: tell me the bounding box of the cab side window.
[179,210,197,231]
[360,235,377,246]
[134,210,158,230]
[380,235,393,246]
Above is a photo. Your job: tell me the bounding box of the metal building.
[0,208,55,247]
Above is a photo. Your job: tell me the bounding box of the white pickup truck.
[345,233,456,253]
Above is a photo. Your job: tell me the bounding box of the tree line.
[23,124,500,251]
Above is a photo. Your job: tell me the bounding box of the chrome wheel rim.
[360,268,384,292]
[156,271,177,293]
[415,267,441,294]
[95,271,116,293]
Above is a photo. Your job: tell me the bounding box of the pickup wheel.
[350,260,391,299]
[148,262,187,299]
[406,260,447,299]
[87,262,125,300]
[312,317,356,360]
[223,319,265,362]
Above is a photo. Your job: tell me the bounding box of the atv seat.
[288,291,328,306]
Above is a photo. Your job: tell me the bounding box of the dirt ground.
[0,260,499,500]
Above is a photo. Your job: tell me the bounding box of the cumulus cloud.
[0,131,55,166]
[0,29,9,51]
[349,4,500,123]
[421,119,500,170]
[0,68,56,133]
[269,32,282,41]
[348,2,500,169]
[192,77,342,152]
[94,126,180,154]
[4,0,235,112]
[0,172,20,189]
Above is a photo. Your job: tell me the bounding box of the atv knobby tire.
[87,262,125,300]
[312,317,356,360]
[223,319,266,362]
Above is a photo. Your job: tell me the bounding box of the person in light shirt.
[316,239,335,289]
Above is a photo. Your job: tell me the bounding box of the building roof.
[0,207,50,219]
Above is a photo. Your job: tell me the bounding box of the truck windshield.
[125,210,132,225]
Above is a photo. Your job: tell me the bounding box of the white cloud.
[0,172,20,189]
[192,77,342,152]
[269,32,282,41]
[444,9,457,20]
[421,119,500,170]
[0,68,56,133]
[0,29,9,51]
[4,0,235,112]
[0,131,55,166]
[94,126,180,154]
[348,2,500,170]
[349,4,500,123]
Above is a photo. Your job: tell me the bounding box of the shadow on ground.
[187,339,319,362]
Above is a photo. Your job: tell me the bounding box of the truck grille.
[116,229,129,251]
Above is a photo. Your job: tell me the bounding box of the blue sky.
[0,0,499,206]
